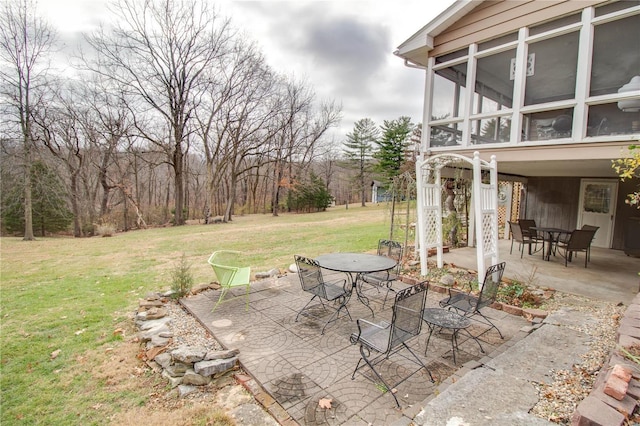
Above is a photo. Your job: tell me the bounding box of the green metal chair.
[208,250,252,311]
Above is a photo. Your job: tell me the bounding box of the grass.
[0,204,390,425]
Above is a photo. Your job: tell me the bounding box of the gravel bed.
[164,302,224,352]
[530,292,626,424]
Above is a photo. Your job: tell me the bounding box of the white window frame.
[424,3,640,152]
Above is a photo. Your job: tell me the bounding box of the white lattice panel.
[482,213,497,254]
[424,209,439,246]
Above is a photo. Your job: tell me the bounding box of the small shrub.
[171,254,194,298]
[96,223,117,237]
[498,280,540,307]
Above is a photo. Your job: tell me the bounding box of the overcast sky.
[39,0,453,143]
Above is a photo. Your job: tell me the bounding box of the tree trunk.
[22,140,35,240]
[173,140,185,225]
[69,172,81,237]
[271,161,281,217]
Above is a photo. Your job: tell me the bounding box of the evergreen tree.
[374,116,414,183]
[289,172,333,212]
[344,118,379,207]
[1,161,73,236]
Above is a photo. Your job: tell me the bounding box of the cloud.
[43,0,451,142]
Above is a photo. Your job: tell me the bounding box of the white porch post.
[416,155,428,276]
[490,155,500,269]
[472,152,486,282]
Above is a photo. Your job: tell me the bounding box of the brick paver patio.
[181,273,528,425]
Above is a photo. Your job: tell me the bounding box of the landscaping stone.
[194,357,238,377]
[165,362,190,377]
[137,316,171,331]
[182,369,211,386]
[171,345,207,363]
[439,274,456,286]
[205,348,240,360]
[177,384,198,398]
[154,352,172,368]
[134,294,241,391]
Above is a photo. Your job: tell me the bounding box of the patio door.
[577,179,617,248]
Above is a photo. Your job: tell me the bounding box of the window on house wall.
[471,117,512,144]
[523,109,574,141]
[588,13,640,137]
[528,13,581,36]
[595,0,640,18]
[473,49,515,114]
[478,33,517,51]
[590,14,640,97]
[432,63,467,119]
[430,122,463,147]
[524,31,579,106]
[430,61,467,147]
[426,2,639,150]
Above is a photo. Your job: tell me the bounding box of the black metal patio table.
[315,253,397,316]
[531,226,572,261]
[422,307,480,365]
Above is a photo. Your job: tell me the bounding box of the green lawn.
[0,204,390,425]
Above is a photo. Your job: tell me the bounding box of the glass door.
[578,179,618,248]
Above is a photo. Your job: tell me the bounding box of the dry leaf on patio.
[318,398,332,409]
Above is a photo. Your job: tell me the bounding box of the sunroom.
[396,0,640,251]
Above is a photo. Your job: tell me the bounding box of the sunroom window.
[432,63,467,119]
[473,49,515,114]
[590,14,640,97]
[425,2,640,150]
[588,13,640,136]
[523,109,574,141]
[471,117,512,144]
[524,31,579,106]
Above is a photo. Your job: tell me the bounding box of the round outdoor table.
[316,253,397,315]
[531,226,571,261]
[422,307,476,365]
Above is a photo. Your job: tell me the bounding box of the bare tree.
[272,87,341,216]
[196,39,279,222]
[79,77,133,221]
[0,0,56,240]
[33,84,88,236]
[84,0,234,225]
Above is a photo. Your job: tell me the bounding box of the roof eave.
[395,0,479,60]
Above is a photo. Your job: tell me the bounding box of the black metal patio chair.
[555,229,594,268]
[360,239,402,308]
[294,255,352,334]
[581,224,599,262]
[508,221,537,257]
[519,219,545,246]
[350,282,433,407]
[439,262,506,339]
